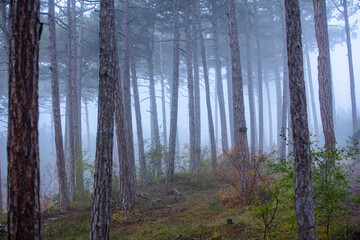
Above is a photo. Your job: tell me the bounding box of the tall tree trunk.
[185,1,196,172]
[269,2,282,152]
[122,0,137,202]
[84,98,91,154]
[159,36,168,149]
[211,4,228,154]
[313,0,336,153]
[264,70,273,148]
[166,0,180,184]
[89,0,116,236]
[342,0,357,133]
[304,44,320,138]
[226,36,234,148]
[131,50,148,186]
[285,1,316,239]
[279,0,289,160]
[7,0,41,237]
[49,0,69,213]
[197,0,217,170]
[244,0,256,158]
[227,0,249,161]
[254,0,264,152]
[192,5,201,172]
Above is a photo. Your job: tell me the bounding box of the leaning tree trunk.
[185,1,196,172]
[244,0,257,158]
[7,0,41,237]
[166,0,180,184]
[227,0,249,162]
[122,0,137,202]
[197,0,217,170]
[342,0,357,133]
[49,0,69,213]
[89,0,116,237]
[313,0,336,154]
[285,1,316,239]
[131,50,148,186]
[254,0,264,152]
[211,4,228,154]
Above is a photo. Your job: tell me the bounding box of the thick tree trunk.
[313,0,336,153]
[269,2,282,152]
[166,0,180,183]
[49,0,69,213]
[342,0,357,133]
[211,4,228,154]
[285,1,316,239]
[7,0,41,237]
[89,0,116,235]
[197,0,217,170]
[131,50,148,186]
[185,1,196,172]
[192,5,201,173]
[254,0,264,152]
[122,0,137,202]
[244,0,256,158]
[227,0,249,161]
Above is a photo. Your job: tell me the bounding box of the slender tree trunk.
[304,44,320,138]
[192,5,201,172]
[342,0,357,133]
[211,6,228,154]
[7,0,41,237]
[122,0,137,202]
[254,0,264,152]
[84,99,91,154]
[89,0,116,236]
[227,0,249,162]
[49,0,69,212]
[313,0,336,153]
[131,50,148,186]
[244,0,256,158]
[269,2,282,152]
[159,36,168,149]
[197,0,217,170]
[226,36,234,148]
[166,0,180,183]
[264,70,273,148]
[285,1,316,239]
[185,1,196,172]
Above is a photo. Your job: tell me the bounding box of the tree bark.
[49,0,69,213]
[131,50,148,186]
[159,36,168,149]
[227,0,249,161]
[84,98,91,154]
[264,70,273,149]
[197,0,217,170]
[285,1,316,239]
[244,0,257,158]
[166,0,180,183]
[7,0,41,237]
[313,0,336,153]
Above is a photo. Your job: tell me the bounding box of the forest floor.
[0,172,360,239]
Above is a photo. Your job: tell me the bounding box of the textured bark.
[49,0,69,213]
[185,1,196,172]
[264,70,273,148]
[7,0,41,237]
[269,2,282,152]
[122,0,137,203]
[166,0,180,184]
[313,0,336,153]
[244,0,256,158]
[304,44,320,138]
[342,0,357,133]
[227,0,249,161]
[131,50,148,186]
[211,3,228,154]
[197,1,217,170]
[254,0,264,152]
[89,0,116,237]
[279,0,289,160]
[285,1,316,239]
